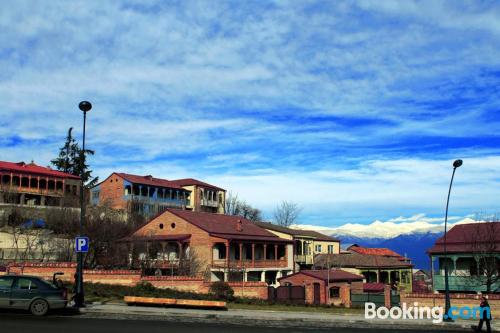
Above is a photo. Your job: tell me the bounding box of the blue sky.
[1,1,500,227]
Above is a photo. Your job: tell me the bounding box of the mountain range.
[293,215,477,269]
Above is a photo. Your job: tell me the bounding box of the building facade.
[91,173,225,218]
[427,222,500,293]
[314,246,413,292]
[169,178,225,214]
[122,209,294,286]
[253,222,340,269]
[0,161,80,208]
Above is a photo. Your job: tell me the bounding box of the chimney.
[145,175,153,180]
[236,219,242,232]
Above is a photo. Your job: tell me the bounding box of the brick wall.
[401,293,500,318]
[134,211,213,269]
[5,262,269,300]
[97,174,127,209]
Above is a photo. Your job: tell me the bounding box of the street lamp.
[74,101,92,307]
[443,159,462,321]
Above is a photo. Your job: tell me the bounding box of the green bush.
[209,281,235,301]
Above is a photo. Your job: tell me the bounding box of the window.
[329,287,340,298]
[14,278,37,290]
[328,245,334,254]
[315,244,322,252]
[0,277,14,289]
[171,223,176,229]
[159,223,164,229]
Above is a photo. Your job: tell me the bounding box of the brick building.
[0,160,80,207]
[90,173,225,218]
[278,269,364,305]
[314,245,413,292]
[122,209,294,285]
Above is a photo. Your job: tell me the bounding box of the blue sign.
[75,237,89,253]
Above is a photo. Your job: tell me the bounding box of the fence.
[351,292,385,308]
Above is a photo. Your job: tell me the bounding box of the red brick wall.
[134,211,213,270]
[6,262,268,300]
[97,173,127,210]
[401,293,500,317]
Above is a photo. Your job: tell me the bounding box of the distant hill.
[335,231,443,270]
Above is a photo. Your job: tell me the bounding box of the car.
[0,274,67,316]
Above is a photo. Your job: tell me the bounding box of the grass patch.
[228,302,364,314]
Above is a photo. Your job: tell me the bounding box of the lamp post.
[443,159,462,321]
[74,101,92,308]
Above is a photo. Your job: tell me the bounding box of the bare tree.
[273,201,302,227]
[224,191,262,222]
[468,219,499,293]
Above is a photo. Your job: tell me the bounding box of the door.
[10,277,38,309]
[313,283,321,305]
[0,276,14,307]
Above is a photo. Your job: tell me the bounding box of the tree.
[273,201,302,227]
[469,220,499,293]
[224,191,262,222]
[51,127,98,187]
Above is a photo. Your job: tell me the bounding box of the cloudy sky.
[1,1,499,227]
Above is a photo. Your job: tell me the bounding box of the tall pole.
[443,159,462,321]
[75,101,92,308]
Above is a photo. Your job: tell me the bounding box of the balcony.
[433,275,500,293]
[212,259,289,269]
[201,199,219,208]
[295,255,313,265]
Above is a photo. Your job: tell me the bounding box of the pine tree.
[51,127,98,187]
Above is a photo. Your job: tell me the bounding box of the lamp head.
[78,101,92,112]
[453,159,463,168]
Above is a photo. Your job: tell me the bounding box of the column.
[451,256,458,275]
[263,244,267,261]
[261,271,266,282]
[376,270,380,283]
[251,244,255,267]
[224,271,229,282]
[387,270,392,284]
[28,176,31,190]
[243,271,248,282]
[177,242,183,260]
[161,242,167,260]
[10,173,13,187]
[274,244,278,261]
[239,243,243,266]
[225,241,230,267]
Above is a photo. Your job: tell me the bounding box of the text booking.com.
[365,302,491,324]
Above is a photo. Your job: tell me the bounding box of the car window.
[0,277,14,290]
[14,278,38,290]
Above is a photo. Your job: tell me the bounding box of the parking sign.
[75,237,89,253]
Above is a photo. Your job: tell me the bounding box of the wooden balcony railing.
[212,259,288,269]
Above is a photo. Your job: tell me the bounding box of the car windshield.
[35,278,59,290]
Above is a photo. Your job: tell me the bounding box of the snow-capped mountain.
[292,215,477,269]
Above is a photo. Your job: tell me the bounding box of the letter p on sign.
[75,237,89,253]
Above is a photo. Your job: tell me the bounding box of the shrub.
[209,281,235,301]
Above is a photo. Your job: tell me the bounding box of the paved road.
[0,311,469,333]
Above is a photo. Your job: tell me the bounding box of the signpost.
[75,237,89,253]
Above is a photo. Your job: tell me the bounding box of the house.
[278,269,364,305]
[121,209,294,286]
[314,246,413,292]
[169,179,225,214]
[253,222,340,269]
[412,269,432,293]
[0,160,80,208]
[427,222,500,293]
[90,172,225,218]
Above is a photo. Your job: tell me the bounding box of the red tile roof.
[0,161,80,180]
[122,234,191,242]
[348,245,404,259]
[427,222,500,254]
[138,209,290,242]
[116,173,185,190]
[253,222,340,242]
[169,178,225,191]
[280,269,364,283]
[363,282,386,292]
